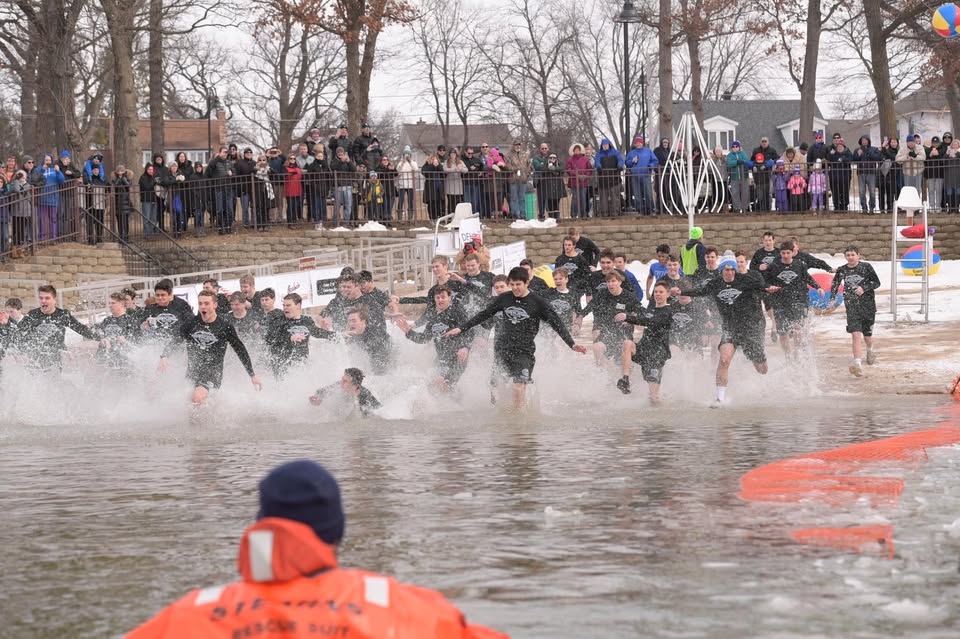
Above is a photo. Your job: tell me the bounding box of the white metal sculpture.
[658,111,725,229]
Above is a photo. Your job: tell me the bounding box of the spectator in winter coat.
[787,168,806,213]
[853,135,882,213]
[395,147,419,220]
[750,137,779,212]
[375,155,396,221]
[206,146,236,234]
[594,138,624,216]
[328,123,351,159]
[771,160,789,212]
[808,161,828,211]
[625,137,658,214]
[284,154,304,227]
[34,153,65,240]
[942,137,960,213]
[83,163,108,245]
[807,132,829,166]
[139,164,160,237]
[540,153,566,219]
[828,140,853,211]
[421,154,445,220]
[235,147,257,227]
[186,161,210,236]
[896,134,925,192]
[443,149,468,215]
[653,138,675,214]
[174,152,193,178]
[330,146,357,226]
[350,122,374,166]
[531,142,551,219]
[878,137,901,213]
[505,141,531,219]
[725,141,752,213]
[151,153,171,232]
[111,166,133,241]
[925,135,947,211]
[566,143,593,219]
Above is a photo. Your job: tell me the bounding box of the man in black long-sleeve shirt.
[568,225,600,267]
[0,284,98,371]
[445,266,587,410]
[830,245,881,377]
[764,242,824,361]
[159,290,262,405]
[265,292,334,379]
[394,286,473,391]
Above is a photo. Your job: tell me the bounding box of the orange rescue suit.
[126,517,507,639]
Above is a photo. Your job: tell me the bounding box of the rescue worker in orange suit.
[126,459,508,639]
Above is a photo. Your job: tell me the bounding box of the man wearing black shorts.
[159,290,263,405]
[764,241,824,361]
[394,286,473,392]
[446,266,587,410]
[683,261,775,406]
[581,270,643,369]
[830,244,880,377]
[618,281,674,403]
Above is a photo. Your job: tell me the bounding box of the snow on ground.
[510,218,558,229]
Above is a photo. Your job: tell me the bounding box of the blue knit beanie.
[257,460,345,545]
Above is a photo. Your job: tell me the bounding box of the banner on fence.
[488,241,527,275]
[174,266,345,311]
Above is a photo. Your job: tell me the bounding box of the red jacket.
[285,166,303,197]
[126,518,507,639]
[565,154,593,188]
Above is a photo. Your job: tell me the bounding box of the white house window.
[707,130,735,151]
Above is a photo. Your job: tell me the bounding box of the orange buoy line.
[738,403,960,558]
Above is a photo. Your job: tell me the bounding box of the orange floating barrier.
[739,406,960,557]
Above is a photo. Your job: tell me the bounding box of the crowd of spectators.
[1,124,957,261]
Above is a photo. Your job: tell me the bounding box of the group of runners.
[0,225,879,411]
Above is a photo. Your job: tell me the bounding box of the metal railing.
[351,236,434,294]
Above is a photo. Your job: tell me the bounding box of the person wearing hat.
[680,226,706,276]
[395,146,418,221]
[626,136,658,215]
[808,159,828,212]
[593,138,625,217]
[126,459,507,638]
[878,136,900,214]
[680,260,775,407]
[853,135,881,213]
[750,136,779,212]
[350,122,372,168]
[505,140,529,219]
[925,134,947,211]
[724,141,752,214]
[235,146,257,228]
[896,134,925,193]
[826,139,852,211]
[807,131,829,168]
[328,122,351,159]
[304,126,323,148]
[530,141,551,219]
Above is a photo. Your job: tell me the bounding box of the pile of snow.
[510,218,558,229]
[328,226,353,232]
[410,226,431,231]
[355,221,391,231]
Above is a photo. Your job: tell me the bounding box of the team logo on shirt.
[844,274,865,289]
[562,262,578,273]
[102,323,123,338]
[550,299,572,315]
[154,312,179,328]
[503,306,531,324]
[777,270,799,284]
[430,322,449,336]
[34,322,61,339]
[469,279,487,289]
[190,329,218,351]
[288,325,310,337]
[672,312,693,327]
[762,256,775,265]
[716,288,742,305]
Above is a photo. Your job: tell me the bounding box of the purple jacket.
[566,154,593,188]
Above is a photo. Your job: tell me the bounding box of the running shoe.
[710,398,723,409]
[617,377,631,394]
[849,364,863,377]
[865,350,876,365]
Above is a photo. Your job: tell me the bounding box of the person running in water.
[445,266,587,410]
[448,253,494,316]
[394,286,473,392]
[681,260,775,406]
[645,244,672,299]
[159,290,262,405]
[554,236,593,293]
[0,284,98,371]
[830,244,881,377]
[764,241,824,361]
[96,291,141,372]
[142,279,195,344]
[309,368,382,417]
[542,267,582,335]
[265,292,334,380]
[750,232,782,343]
[581,271,643,370]
[617,281,674,402]
[126,460,505,638]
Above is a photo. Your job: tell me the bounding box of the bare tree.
[409,0,486,148]
[674,16,768,101]
[231,9,346,150]
[101,0,142,173]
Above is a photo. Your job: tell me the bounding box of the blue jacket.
[37,154,66,207]
[852,136,882,175]
[594,140,624,170]
[625,269,644,302]
[625,146,658,176]
[84,154,106,182]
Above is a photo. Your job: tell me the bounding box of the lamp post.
[614,0,641,152]
[206,89,220,162]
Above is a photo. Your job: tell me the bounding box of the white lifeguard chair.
[890,186,930,322]
[433,203,481,263]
